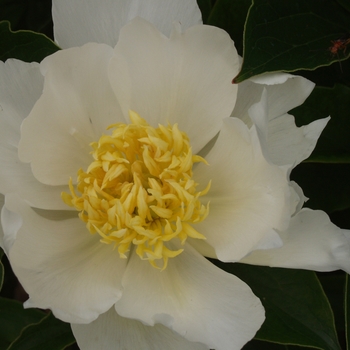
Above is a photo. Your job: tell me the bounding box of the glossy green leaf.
[207,0,252,56]
[0,298,45,349]
[243,271,350,350]
[318,272,346,333]
[8,312,76,350]
[291,84,350,164]
[234,0,350,82]
[212,262,341,350]
[0,21,60,63]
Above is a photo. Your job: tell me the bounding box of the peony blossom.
[0,1,350,349]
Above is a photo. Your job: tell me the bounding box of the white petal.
[0,194,4,234]
[267,114,329,166]
[253,73,315,120]
[250,72,296,85]
[109,18,239,153]
[247,88,269,157]
[18,43,123,186]
[72,308,208,350]
[288,180,307,216]
[231,77,263,126]
[0,60,68,209]
[115,243,264,350]
[0,60,43,146]
[187,237,217,259]
[0,142,69,209]
[4,194,126,323]
[233,73,326,167]
[0,194,17,256]
[193,117,290,262]
[241,209,350,274]
[52,0,202,48]
[232,73,314,126]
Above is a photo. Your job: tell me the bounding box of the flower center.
[62,111,210,269]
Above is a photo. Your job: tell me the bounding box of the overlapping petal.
[193,117,290,262]
[109,18,239,154]
[248,73,315,121]
[267,114,329,166]
[241,209,350,274]
[52,0,202,48]
[18,43,123,186]
[0,60,43,145]
[232,73,327,167]
[2,194,126,324]
[115,242,264,350]
[72,308,208,350]
[0,60,69,209]
[0,194,17,255]
[245,87,330,167]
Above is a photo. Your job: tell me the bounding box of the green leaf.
[207,0,252,56]
[8,312,76,350]
[196,0,213,23]
[0,298,46,349]
[291,84,350,163]
[234,0,350,82]
[0,20,60,63]
[212,262,341,350]
[318,272,346,333]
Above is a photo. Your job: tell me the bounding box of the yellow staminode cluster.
[62,111,210,269]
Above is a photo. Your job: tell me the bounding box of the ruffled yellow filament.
[62,111,210,269]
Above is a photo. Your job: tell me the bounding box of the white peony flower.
[0,1,349,349]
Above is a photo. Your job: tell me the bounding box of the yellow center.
[62,111,210,269]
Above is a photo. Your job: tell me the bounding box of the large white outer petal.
[193,117,290,262]
[246,87,330,167]
[0,60,43,143]
[115,243,264,350]
[241,209,350,274]
[248,73,315,120]
[72,308,208,350]
[267,114,329,166]
[232,73,314,125]
[109,18,239,154]
[3,194,126,324]
[232,73,325,167]
[52,0,202,48]
[0,60,68,209]
[18,43,123,186]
